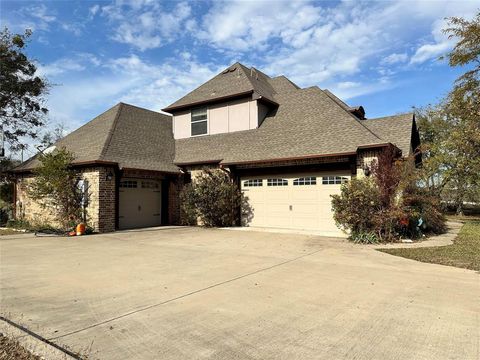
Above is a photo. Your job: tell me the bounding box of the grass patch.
[0,229,20,236]
[380,220,480,271]
[0,334,40,360]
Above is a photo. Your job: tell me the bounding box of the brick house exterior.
[13,63,420,235]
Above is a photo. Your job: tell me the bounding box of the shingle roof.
[163,62,278,112]
[362,113,414,156]
[174,82,390,165]
[14,103,179,173]
[14,63,416,173]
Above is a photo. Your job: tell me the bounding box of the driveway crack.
[49,247,323,341]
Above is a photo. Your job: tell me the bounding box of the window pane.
[191,121,207,136]
[192,107,207,122]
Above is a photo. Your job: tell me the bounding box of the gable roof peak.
[163,62,277,112]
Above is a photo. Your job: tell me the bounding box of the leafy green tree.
[28,148,83,230]
[415,12,480,214]
[0,28,48,150]
[442,12,480,213]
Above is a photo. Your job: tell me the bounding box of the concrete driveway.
[1,227,478,359]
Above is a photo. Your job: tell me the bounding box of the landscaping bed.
[0,334,40,360]
[379,220,480,271]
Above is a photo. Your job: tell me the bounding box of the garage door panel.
[119,179,162,230]
[241,172,349,236]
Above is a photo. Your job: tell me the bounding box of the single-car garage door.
[240,171,350,237]
[119,178,162,229]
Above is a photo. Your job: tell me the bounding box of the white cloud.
[38,54,225,132]
[382,53,408,65]
[106,55,223,109]
[89,4,100,17]
[16,4,56,31]
[410,19,455,64]
[193,0,480,96]
[101,1,192,51]
[36,53,101,77]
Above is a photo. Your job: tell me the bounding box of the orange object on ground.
[68,231,76,236]
[76,223,86,236]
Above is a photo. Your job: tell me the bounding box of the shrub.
[402,185,447,235]
[28,147,84,230]
[179,183,199,226]
[331,177,381,235]
[179,168,243,227]
[332,146,446,242]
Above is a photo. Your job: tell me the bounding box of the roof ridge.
[119,102,172,118]
[99,103,124,161]
[367,112,413,121]
[236,63,258,93]
[273,75,301,89]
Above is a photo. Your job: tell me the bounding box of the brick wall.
[97,167,116,232]
[15,166,116,233]
[168,176,183,225]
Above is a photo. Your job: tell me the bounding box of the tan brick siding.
[15,167,116,233]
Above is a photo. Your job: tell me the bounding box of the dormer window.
[191,107,208,136]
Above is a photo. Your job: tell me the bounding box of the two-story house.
[12,62,420,237]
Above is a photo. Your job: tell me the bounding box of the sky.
[1,0,479,156]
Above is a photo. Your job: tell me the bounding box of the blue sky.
[1,0,479,153]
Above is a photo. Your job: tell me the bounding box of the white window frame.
[191,107,208,137]
[243,179,263,187]
[293,177,317,186]
[322,176,349,185]
[267,178,288,186]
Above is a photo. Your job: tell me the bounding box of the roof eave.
[174,159,223,166]
[162,91,255,113]
[221,152,357,166]
[10,160,119,174]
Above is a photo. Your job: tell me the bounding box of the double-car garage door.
[240,171,349,237]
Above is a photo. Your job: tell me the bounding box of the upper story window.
[191,107,208,136]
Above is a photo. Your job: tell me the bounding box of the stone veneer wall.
[15,166,116,233]
[356,150,380,178]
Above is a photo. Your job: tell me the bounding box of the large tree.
[0,28,48,150]
[416,12,480,213]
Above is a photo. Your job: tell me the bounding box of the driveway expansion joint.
[48,247,324,341]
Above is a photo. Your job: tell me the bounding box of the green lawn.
[380,220,480,271]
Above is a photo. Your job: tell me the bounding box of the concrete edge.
[373,221,463,250]
[0,317,81,360]
[220,226,348,238]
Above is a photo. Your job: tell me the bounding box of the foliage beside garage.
[27,147,85,230]
[180,168,244,227]
[331,146,446,243]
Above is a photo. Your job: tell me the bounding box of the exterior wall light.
[106,171,114,181]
